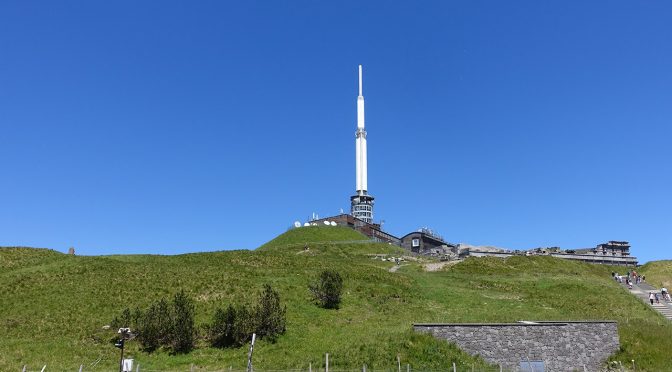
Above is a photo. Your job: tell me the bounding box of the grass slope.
[2,228,672,371]
[639,260,672,289]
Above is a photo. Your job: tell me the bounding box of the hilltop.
[2,227,672,371]
[640,260,672,289]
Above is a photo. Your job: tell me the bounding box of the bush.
[255,284,286,342]
[171,290,196,353]
[208,284,286,348]
[111,292,195,354]
[136,299,171,352]
[111,307,133,329]
[309,270,343,309]
[208,304,255,348]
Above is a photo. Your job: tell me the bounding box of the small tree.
[254,284,286,342]
[111,307,133,329]
[209,303,259,348]
[309,270,343,309]
[171,290,195,353]
[136,299,172,352]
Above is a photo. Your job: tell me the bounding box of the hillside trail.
[620,279,672,321]
[388,264,408,273]
[423,261,460,272]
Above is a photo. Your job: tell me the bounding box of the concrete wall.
[414,321,619,371]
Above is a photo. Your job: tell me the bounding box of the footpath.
[620,280,672,321]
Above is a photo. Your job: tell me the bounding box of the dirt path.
[388,264,408,273]
[423,261,460,272]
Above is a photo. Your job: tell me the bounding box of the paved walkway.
[619,280,672,320]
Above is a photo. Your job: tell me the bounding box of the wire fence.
[17,364,525,372]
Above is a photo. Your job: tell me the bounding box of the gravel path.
[423,261,460,272]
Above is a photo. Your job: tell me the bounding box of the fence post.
[309,362,312,372]
[452,362,456,372]
[325,353,329,372]
[363,364,366,372]
[397,355,401,372]
[136,363,140,372]
[247,333,256,372]
[406,363,410,372]
[22,366,27,372]
[40,365,47,372]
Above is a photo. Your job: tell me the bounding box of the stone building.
[400,228,456,256]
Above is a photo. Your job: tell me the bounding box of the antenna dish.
[303,222,310,227]
[294,221,301,228]
[323,221,330,225]
[330,221,337,226]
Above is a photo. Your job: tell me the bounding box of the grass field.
[639,260,672,289]
[2,226,672,371]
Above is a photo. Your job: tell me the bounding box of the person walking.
[655,293,660,304]
[649,292,655,305]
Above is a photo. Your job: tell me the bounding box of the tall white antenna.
[350,64,374,224]
[358,65,363,97]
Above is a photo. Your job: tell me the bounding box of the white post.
[397,355,401,372]
[247,333,256,372]
[79,365,83,372]
[136,363,140,372]
[452,362,456,372]
[22,366,27,372]
[326,353,329,372]
[309,363,312,372]
[40,366,47,372]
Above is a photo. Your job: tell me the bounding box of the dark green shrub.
[170,290,195,353]
[309,270,343,309]
[136,299,171,352]
[111,307,133,329]
[254,284,286,342]
[209,304,253,348]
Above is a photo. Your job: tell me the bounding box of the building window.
[412,238,420,247]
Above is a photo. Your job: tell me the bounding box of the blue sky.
[1,1,670,263]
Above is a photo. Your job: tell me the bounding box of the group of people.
[612,270,644,289]
[611,271,671,304]
[649,289,671,304]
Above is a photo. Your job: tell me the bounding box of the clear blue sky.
[1,1,670,263]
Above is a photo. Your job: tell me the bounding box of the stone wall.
[414,321,619,371]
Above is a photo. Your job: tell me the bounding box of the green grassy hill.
[640,260,672,289]
[2,227,672,371]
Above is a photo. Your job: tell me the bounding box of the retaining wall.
[413,321,619,371]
